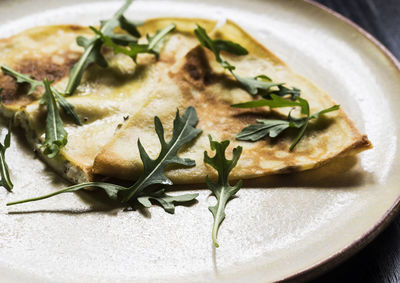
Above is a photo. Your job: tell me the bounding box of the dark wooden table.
[311,0,400,282]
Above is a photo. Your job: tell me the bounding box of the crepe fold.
[0,18,371,184]
[92,20,372,183]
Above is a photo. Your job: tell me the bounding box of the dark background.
[311,0,400,282]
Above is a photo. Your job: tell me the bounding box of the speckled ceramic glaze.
[0,0,399,282]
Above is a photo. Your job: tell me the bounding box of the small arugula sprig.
[1,66,82,157]
[41,79,69,158]
[1,67,42,95]
[65,0,141,95]
[204,136,243,247]
[1,65,81,125]
[119,106,202,204]
[7,107,201,213]
[194,26,339,150]
[233,95,340,150]
[92,23,176,63]
[0,114,13,192]
[194,25,300,97]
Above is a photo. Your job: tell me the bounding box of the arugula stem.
[289,119,309,151]
[6,187,72,206]
[6,182,122,206]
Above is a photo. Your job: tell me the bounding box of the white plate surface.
[0,0,399,282]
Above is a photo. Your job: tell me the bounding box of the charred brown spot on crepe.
[0,52,80,106]
[0,25,93,112]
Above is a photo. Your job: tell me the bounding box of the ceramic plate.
[0,0,399,282]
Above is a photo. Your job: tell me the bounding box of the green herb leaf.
[194,24,247,71]
[65,0,138,95]
[265,85,301,100]
[1,65,42,95]
[236,119,292,141]
[118,15,142,38]
[310,104,341,119]
[288,103,339,151]
[52,89,82,125]
[0,118,13,192]
[204,136,243,247]
[232,73,282,95]
[98,23,176,62]
[232,94,307,111]
[195,25,248,62]
[137,188,199,214]
[146,23,176,58]
[65,36,107,95]
[213,39,249,56]
[121,106,202,203]
[6,182,126,206]
[193,25,301,97]
[1,66,82,125]
[235,97,340,150]
[42,79,68,158]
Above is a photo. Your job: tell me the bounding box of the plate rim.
[0,1,399,282]
[282,1,400,281]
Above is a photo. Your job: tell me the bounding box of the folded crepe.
[92,20,372,184]
[0,18,371,184]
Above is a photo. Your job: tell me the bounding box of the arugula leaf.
[235,98,340,150]
[1,65,42,95]
[236,119,292,141]
[65,0,138,95]
[118,15,142,39]
[52,89,82,125]
[213,39,248,56]
[194,25,301,97]
[146,23,176,58]
[97,23,176,62]
[7,107,202,212]
[232,74,282,95]
[100,14,142,46]
[232,94,308,113]
[1,66,82,125]
[204,136,243,247]
[195,25,247,71]
[137,189,199,214]
[195,25,248,62]
[0,118,13,192]
[66,36,107,95]
[310,104,341,119]
[289,103,339,151]
[120,106,202,203]
[41,79,68,158]
[266,85,301,100]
